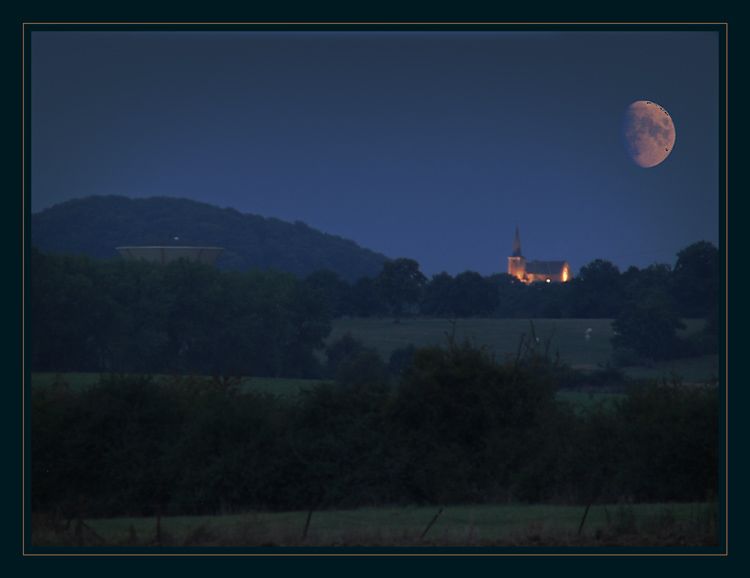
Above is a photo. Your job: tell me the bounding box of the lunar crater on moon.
[621,100,676,168]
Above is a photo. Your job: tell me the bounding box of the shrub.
[336,349,389,389]
[387,336,561,503]
[577,379,721,504]
[388,344,417,378]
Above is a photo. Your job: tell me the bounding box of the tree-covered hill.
[30,195,389,282]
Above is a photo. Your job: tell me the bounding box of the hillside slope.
[30,195,389,282]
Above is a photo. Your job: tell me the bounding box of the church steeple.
[508,226,569,284]
[512,225,523,257]
[508,225,527,281]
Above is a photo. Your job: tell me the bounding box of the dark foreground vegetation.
[32,336,719,524]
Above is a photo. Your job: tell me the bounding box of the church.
[508,227,570,284]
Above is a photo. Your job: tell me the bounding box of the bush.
[167,388,291,514]
[325,332,389,388]
[574,379,721,504]
[31,346,719,514]
[388,344,417,378]
[32,374,183,518]
[387,337,561,503]
[324,332,365,378]
[288,382,395,508]
[614,380,720,502]
[336,349,389,389]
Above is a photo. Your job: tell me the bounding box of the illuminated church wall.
[507,228,569,284]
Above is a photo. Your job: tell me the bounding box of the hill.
[30,195,389,282]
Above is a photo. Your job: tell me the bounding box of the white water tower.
[116,245,224,265]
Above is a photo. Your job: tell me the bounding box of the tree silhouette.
[672,240,719,318]
[375,258,427,323]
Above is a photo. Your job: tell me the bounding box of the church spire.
[512,225,523,257]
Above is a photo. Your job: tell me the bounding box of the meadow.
[31,501,719,548]
[29,317,718,404]
[326,317,718,384]
[30,372,316,399]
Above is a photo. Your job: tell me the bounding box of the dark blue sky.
[30,28,721,278]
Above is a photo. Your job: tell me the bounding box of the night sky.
[29,28,721,278]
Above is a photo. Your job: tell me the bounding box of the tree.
[533,281,566,319]
[611,287,687,362]
[375,258,427,323]
[30,248,118,372]
[612,261,693,363]
[90,257,172,373]
[204,269,330,378]
[567,259,624,318]
[420,272,455,317]
[305,269,352,318]
[672,240,720,318]
[348,275,388,318]
[31,247,332,377]
[488,273,531,318]
[452,271,500,317]
[622,263,673,301]
[421,271,501,318]
[158,257,224,373]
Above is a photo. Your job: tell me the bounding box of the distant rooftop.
[524,260,568,275]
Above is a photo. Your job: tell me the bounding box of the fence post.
[156,503,162,546]
[578,503,591,536]
[302,505,315,540]
[75,495,83,542]
[421,507,443,539]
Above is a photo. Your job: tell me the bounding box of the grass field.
[29,373,623,414]
[29,373,326,398]
[326,317,719,384]
[32,501,720,548]
[29,317,717,402]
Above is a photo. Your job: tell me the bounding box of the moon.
[621,100,676,168]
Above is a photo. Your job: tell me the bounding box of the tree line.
[30,246,332,376]
[299,240,719,322]
[310,240,719,364]
[31,340,719,518]
[30,239,719,374]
